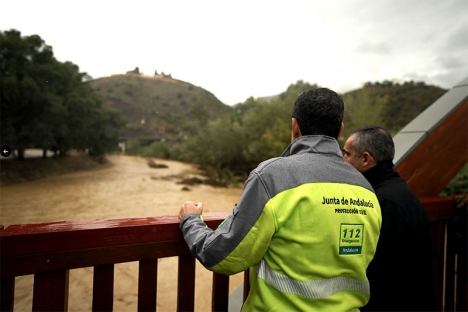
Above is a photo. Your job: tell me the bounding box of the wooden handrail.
[420,196,455,221]
[0,212,229,262]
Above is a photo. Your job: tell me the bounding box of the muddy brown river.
[0,155,244,311]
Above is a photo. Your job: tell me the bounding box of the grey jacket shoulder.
[250,136,375,197]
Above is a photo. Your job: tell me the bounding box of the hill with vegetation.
[341,80,447,138]
[89,74,233,142]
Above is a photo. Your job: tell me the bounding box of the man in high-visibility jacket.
[179,88,382,311]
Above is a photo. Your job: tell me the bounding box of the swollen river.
[0,155,244,311]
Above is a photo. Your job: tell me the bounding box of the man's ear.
[338,122,344,139]
[361,151,376,168]
[291,118,302,142]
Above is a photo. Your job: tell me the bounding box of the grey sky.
[1,0,467,105]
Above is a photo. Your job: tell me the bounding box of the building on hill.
[154,70,172,79]
[126,67,140,75]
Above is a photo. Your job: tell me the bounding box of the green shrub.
[125,139,141,155]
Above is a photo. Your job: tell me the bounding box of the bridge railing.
[0,197,465,311]
[0,212,247,311]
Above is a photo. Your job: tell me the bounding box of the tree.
[341,88,387,140]
[0,29,126,158]
[175,80,319,180]
[1,30,57,159]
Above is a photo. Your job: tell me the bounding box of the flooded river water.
[0,155,244,311]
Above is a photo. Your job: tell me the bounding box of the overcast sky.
[1,0,467,105]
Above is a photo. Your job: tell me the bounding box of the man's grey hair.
[350,125,395,164]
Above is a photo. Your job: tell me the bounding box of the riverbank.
[0,153,109,186]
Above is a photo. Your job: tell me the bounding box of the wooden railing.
[0,197,465,311]
[0,212,247,311]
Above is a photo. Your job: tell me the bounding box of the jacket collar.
[362,160,399,187]
[280,135,343,158]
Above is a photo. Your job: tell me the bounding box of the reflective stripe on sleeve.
[257,259,370,299]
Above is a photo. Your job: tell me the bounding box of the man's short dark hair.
[292,88,344,139]
[351,125,395,164]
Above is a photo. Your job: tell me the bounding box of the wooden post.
[243,270,250,302]
[212,272,229,312]
[32,270,69,311]
[445,219,456,311]
[177,255,195,312]
[92,264,114,311]
[138,259,158,311]
[0,277,15,312]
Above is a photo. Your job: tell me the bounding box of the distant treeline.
[0,30,126,159]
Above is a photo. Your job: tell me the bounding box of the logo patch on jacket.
[339,223,364,255]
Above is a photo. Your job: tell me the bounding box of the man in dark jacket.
[343,125,434,311]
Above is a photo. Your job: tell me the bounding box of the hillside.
[89,73,233,142]
[257,81,447,134]
[342,81,447,134]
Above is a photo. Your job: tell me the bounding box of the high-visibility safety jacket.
[180,135,382,311]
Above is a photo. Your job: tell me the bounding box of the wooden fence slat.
[0,225,14,312]
[32,270,69,312]
[243,270,250,302]
[138,259,158,312]
[0,277,15,312]
[430,220,446,311]
[92,264,114,312]
[456,250,468,311]
[177,255,195,312]
[445,220,456,311]
[212,272,229,312]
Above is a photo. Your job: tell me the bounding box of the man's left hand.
[179,201,203,221]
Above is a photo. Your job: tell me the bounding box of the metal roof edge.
[394,76,468,166]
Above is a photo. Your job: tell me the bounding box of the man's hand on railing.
[178,201,204,221]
